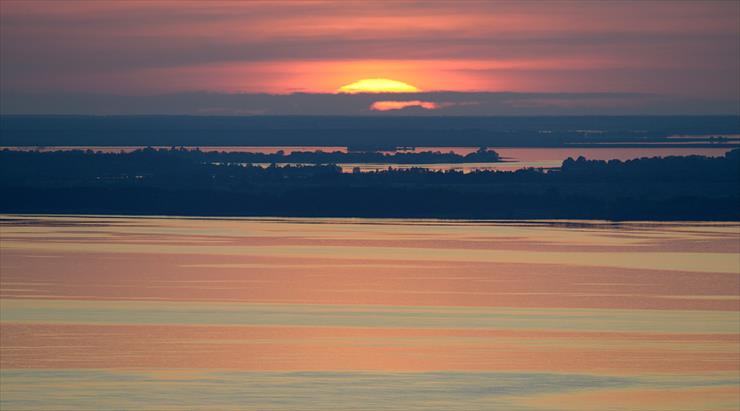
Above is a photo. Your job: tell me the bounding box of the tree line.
[1,148,738,220]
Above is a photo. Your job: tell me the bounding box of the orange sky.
[1,0,738,98]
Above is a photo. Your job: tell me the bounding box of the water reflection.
[0,216,738,410]
[1,146,732,173]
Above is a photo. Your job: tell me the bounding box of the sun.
[336,78,420,93]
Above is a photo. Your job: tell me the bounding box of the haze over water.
[1,215,738,410]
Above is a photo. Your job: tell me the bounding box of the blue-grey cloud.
[1,91,737,116]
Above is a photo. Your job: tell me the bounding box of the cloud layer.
[3,91,737,116]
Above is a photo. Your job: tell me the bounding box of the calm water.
[1,215,738,410]
[2,146,733,173]
[336,147,733,172]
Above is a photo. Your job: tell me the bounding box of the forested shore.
[1,148,738,220]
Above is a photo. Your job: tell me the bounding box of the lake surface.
[1,215,738,410]
[2,146,733,173]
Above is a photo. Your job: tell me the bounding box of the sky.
[1,0,739,115]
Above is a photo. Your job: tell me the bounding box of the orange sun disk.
[337,78,420,93]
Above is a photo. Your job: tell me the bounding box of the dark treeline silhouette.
[2,115,738,147]
[1,148,738,220]
[15,146,498,165]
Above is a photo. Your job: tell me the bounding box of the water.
[1,215,738,410]
[338,147,734,172]
[2,146,733,173]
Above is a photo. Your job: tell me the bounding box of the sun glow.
[337,78,420,93]
[370,100,438,111]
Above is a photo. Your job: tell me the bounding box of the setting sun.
[337,78,420,94]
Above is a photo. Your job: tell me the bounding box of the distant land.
[1,115,738,148]
[2,148,738,221]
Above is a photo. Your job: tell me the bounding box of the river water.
[1,215,738,410]
[1,146,732,172]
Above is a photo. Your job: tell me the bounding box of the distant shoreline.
[3,143,739,149]
[2,115,738,148]
[3,213,739,224]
